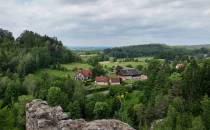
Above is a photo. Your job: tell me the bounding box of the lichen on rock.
[26,99,135,130]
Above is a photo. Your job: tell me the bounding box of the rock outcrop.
[26,99,135,130]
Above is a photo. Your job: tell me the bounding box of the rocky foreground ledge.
[26,99,135,130]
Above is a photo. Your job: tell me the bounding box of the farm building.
[95,76,109,86]
[140,75,148,81]
[117,68,141,80]
[75,69,92,81]
[110,77,121,85]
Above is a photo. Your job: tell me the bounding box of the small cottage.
[75,69,92,81]
[95,76,109,86]
[176,64,184,70]
[110,77,121,85]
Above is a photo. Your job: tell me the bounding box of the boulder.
[26,99,135,130]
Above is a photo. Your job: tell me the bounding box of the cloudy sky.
[0,0,210,46]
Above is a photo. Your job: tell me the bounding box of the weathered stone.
[26,99,135,130]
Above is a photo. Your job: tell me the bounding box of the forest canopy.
[0,28,78,76]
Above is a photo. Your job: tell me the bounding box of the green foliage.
[4,77,27,104]
[136,64,143,71]
[47,87,68,108]
[13,95,33,129]
[109,86,132,97]
[201,95,210,130]
[67,101,81,119]
[104,44,209,60]
[190,116,205,130]
[91,63,106,77]
[23,74,40,97]
[0,106,14,130]
[94,102,110,119]
[126,64,133,68]
[0,29,77,76]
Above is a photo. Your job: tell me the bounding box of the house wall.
[110,82,121,85]
[132,76,140,80]
[96,82,109,86]
[119,76,133,81]
[75,73,91,81]
[140,75,148,81]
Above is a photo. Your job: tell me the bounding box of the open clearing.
[34,63,92,78]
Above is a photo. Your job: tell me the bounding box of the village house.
[117,68,141,81]
[176,64,184,70]
[95,76,109,86]
[75,69,92,81]
[140,75,148,81]
[110,77,121,85]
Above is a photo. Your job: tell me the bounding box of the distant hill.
[181,44,210,49]
[104,44,210,60]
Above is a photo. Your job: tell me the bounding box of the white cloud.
[0,0,210,46]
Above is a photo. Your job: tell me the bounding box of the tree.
[13,95,33,129]
[190,116,205,130]
[94,102,110,119]
[132,103,145,128]
[47,87,68,108]
[23,74,40,97]
[200,59,210,96]
[73,81,85,109]
[17,53,35,75]
[136,64,143,71]
[166,105,177,130]
[201,95,210,130]
[0,106,14,130]
[85,93,107,120]
[91,64,106,77]
[67,101,81,119]
[183,59,201,101]
[169,73,183,96]
[4,78,27,105]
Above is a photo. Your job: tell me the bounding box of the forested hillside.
[0,28,80,130]
[0,28,78,76]
[104,44,210,60]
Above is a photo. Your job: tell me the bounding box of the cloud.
[0,0,210,46]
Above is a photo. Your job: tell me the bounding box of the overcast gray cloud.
[0,0,210,46]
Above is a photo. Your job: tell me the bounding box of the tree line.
[104,44,210,60]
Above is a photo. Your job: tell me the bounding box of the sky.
[0,0,210,47]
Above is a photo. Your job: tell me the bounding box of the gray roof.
[118,68,141,76]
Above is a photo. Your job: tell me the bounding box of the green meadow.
[34,63,92,78]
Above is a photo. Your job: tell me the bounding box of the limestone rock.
[26,99,135,130]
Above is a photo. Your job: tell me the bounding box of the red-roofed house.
[95,76,109,86]
[75,69,92,81]
[110,77,121,85]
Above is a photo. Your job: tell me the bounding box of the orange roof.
[80,69,92,77]
[95,76,109,82]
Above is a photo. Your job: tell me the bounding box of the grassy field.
[34,63,92,78]
[99,57,152,69]
[34,69,72,78]
[62,63,92,70]
[80,54,98,61]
